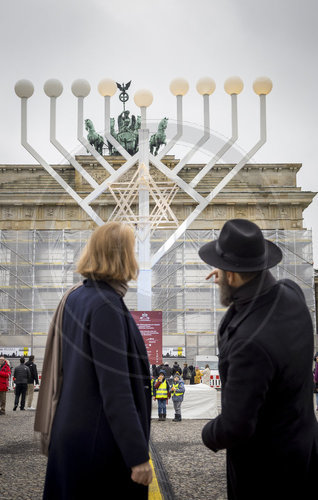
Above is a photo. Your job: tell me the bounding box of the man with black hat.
[199,219,318,500]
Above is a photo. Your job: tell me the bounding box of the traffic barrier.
[215,374,221,389]
[210,374,222,389]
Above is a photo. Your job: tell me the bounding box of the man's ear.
[226,271,245,288]
[225,271,235,286]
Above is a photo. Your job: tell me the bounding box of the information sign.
[131,311,162,365]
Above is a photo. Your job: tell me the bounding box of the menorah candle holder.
[15,75,273,309]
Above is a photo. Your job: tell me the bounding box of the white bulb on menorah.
[15,75,272,310]
[14,78,103,226]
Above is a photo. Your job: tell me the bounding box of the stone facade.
[0,156,315,230]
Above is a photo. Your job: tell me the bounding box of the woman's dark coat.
[44,280,151,499]
[202,272,318,500]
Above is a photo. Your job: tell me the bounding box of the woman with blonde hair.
[36,222,152,499]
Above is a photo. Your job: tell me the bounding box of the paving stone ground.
[150,418,227,500]
[0,392,46,500]
[0,391,226,500]
[1,391,317,500]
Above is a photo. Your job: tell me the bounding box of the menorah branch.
[49,97,99,189]
[190,93,239,188]
[172,93,211,175]
[151,93,268,268]
[158,95,183,160]
[20,97,104,226]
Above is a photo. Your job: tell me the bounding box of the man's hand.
[206,268,220,283]
[131,461,153,486]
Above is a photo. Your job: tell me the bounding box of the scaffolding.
[0,229,316,366]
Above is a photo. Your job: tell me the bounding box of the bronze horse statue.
[149,117,168,155]
[85,119,106,155]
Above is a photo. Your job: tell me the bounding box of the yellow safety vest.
[151,378,155,396]
[155,380,168,399]
[172,383,183,396]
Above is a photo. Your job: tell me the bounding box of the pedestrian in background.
[156,362,166,377]
[151,364,157,378]
[182,363,191,385]
[0,357,11,415]
[164,362,172,378]
[154,370,170,421]
[171,372,185,422]
[194,367,201,384]
[35,222,152,499]
[13,357,30,411]
[188,365,195,384]
[199,219,318,500]
[202,364,211,386]
[164,362,173,387]
[172,361,182,377]
[25,355,39,410]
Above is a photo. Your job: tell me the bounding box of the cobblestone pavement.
[0,391,226,500]
[150,391,227,500]
[1,391,317,500]
[0,392,47,500]
[150,418,227,500]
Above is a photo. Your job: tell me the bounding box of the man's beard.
[219,270,234,307]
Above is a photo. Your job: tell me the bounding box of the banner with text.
[131,311,162,366]
[0,347,31,357]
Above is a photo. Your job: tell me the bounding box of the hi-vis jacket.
[154,378,170,399]
[171,381,185,401]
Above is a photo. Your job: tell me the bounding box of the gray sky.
[1,0,317,264]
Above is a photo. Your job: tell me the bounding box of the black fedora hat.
[198,219,282,272]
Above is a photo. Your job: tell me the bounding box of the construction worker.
[153,370,170,421]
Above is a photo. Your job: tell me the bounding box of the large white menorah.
[14,76,272,310]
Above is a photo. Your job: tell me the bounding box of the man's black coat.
[202,271,318,500]
[25,360,39,385]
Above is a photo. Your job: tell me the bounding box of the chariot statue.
[107,110,141,156]
[85,81,169,157]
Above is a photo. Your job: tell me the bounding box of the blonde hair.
[76,222,138,282]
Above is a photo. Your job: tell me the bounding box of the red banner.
[131,311,162,366]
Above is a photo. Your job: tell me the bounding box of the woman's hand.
[131,460,153,486]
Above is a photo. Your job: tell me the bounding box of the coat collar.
[83,278,112,289]
[83,278,128,297]
[219,271,278,341]
[231,270,277,311]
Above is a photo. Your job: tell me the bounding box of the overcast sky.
[0,0,317,265]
